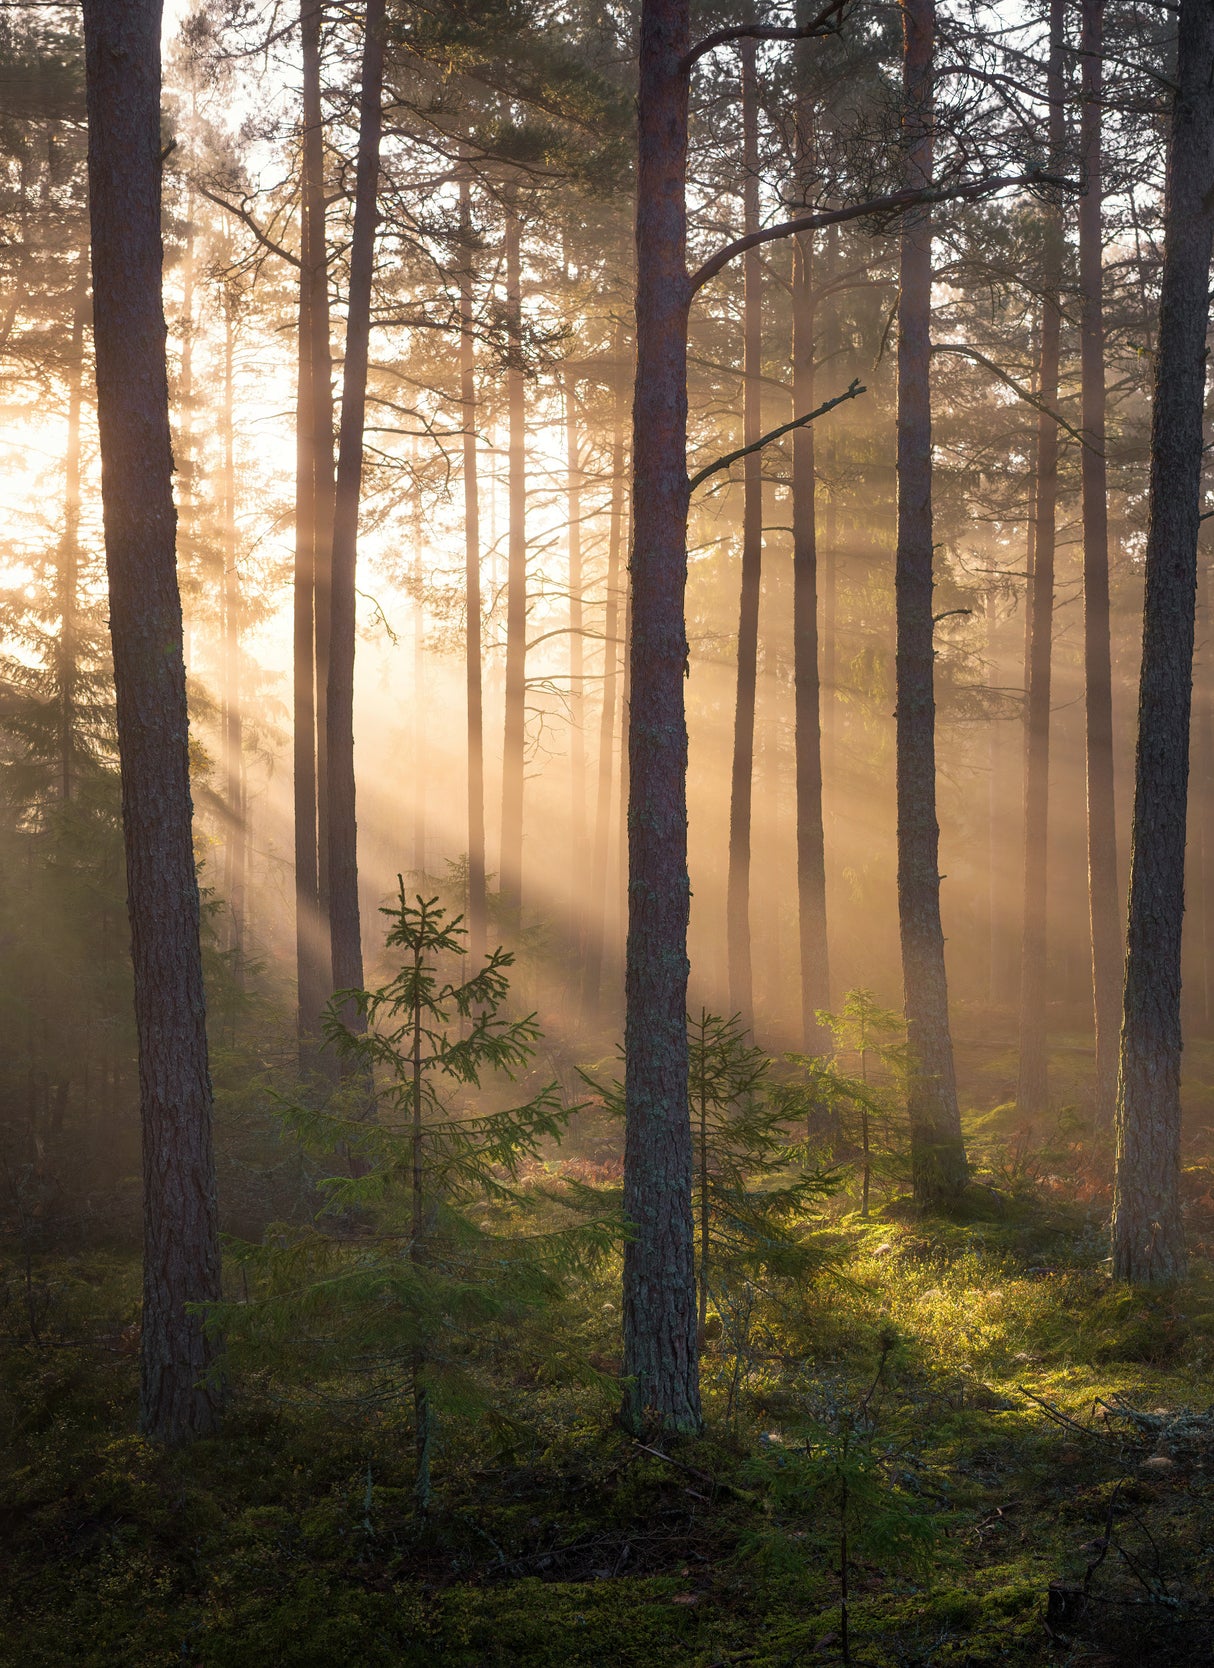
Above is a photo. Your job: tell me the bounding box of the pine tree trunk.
[500,204,527,928]
[1079,0,1122,1123]
[1016,0,1064,1116]
[460,177,487,962]
[1111,0,1214,1285]
[58,250,87,805]
[295,0,332,1041]
[583,358,627,1017]
[727,33,762,1022]
[623,0,700,1435]
[82,0,223,1443]
[566,367,586,975]
[894,0,967,1207]
[326,0,385,1007]
[221,287,244,975]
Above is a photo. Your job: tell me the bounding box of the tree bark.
[499,202,527,928]
[295,0,333,1042]
[1016,0,1064,1116]
[894,0,967,1206]
[460,175,486,961]
[1111,0,1214,1285]
[1080,0,1122,1122]
[326,0,385,1006]
[82,0,223,1443]
[221,283,244,975]
[726,32,762,1021]
[57,250,87,805]
[791,60,830,1053]
[623,0,701,1435]
[566,365,586,972]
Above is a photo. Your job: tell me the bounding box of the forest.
[3,0,1214,1661]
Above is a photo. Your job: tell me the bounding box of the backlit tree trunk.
[623,0,700,1434]
[327,0,385,1006]
[57,250,87,805]
[1015,0,1063,1116]
[82,0,223,1443]
[460,176,487,962]
[500,202,527,928]
[894,0,967,1206]
[1079,0,1121,1122]
[566,366,586,971]
[1112,0,1214,1285]
[726,33,762,1021]
[221,283,244,975]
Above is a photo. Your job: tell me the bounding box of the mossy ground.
[6,1098,1214,1666]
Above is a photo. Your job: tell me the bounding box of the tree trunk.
[1079,0,1122,1123]
[583,356,627,1018]
[58,250,87,805]
[500,203,527,929]
[791,71,829,1053]
[894,0,967,1206]
[460,176,486,962]
[1111,0,1214,1285]
[295,0,332,1042]
[1016,0,1064,1116]
[221,284,244,975]
[566,366,586,975]
[326,0,385,1007]
[726,32,762,1022]
[623,0,701,1435]
[82,0,223,1443]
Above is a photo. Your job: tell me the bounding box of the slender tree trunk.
[894,0,967,1206]
[1193,559,1214,1033]
[326,0,385,1006]
[460,177,486,962]
[1080,0,1121,1122]
[1016,0,1064,1115]
[623,0,701,1435]
[295,0,332,1041]
[221,285,244,974]
[82,0,223,1444]
[500,203,527,929]
[584,360,627,1017]
[58,251,87,805]
[566,366,587,975]
[727,33,762,1021]
[412,507,426,878]
[1111,0,1214,1285]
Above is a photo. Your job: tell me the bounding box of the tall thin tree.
[460,174,487,961]
[1111,0,1214,1285]
[499,200,527,928]
[327,0,386,1006]
[82,0,223,1442]
[893,0,967,1205]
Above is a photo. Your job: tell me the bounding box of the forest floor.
[5,1085,1214,1666]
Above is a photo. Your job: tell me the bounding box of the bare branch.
[688,378,866,494]
[191,180,301,270]
[932,342,1094,450]
[681,0,848,72]
[689,171,1070,294]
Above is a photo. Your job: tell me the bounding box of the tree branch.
[191,179,301,270]
[680,0,848,72]
[688,378,865,494]
[689,170,1068,294]
[932,342,1094,450]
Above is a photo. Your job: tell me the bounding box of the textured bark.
[499,205,527,927]
[82,0,223,1443]
[791,58,829,1052]
[583,359,627,1017]
[1079,0,1122,1122]
[326,0,385,1006]
[726,33,762,1021]
[894,0,967,1206]
[460,177,486,963]
[1016,0,1064,1116]
[294,0,333,1041]
[623,0,700,1435]
[1112,0,1214,1285]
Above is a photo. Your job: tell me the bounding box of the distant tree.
[81,0,223,1442]
[1112,0,1214,1285]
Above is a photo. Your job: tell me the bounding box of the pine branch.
[688,378,865,494]
[680,0,848,72]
